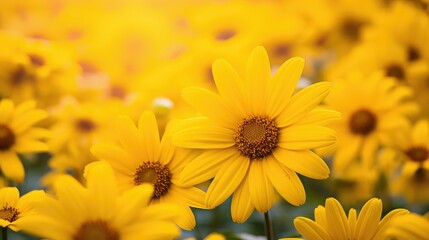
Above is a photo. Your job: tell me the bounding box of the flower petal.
[273,148,330,179]
[205,156,249,209]
[355,198,382,240]
[294,217,331,240]
[0,151,24,183]
[278,125,337,150]
[248,160,275,212]
[138,111,161,162]
[231,176,254,223]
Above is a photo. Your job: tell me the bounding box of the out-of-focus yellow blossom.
[92,112,206,230]
[0,32,78,107]
[0,187,45,232]
[185,232,225,240]
[0,99,49,183]
[333,162,378,205]
[281,198,409,240]
[320,71,419,173]
[390,162,429,203]
[384,212,429,240]
[20,161,181,240]
[174,47,339,222]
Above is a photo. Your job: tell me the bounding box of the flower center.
[134,162,172,199]
[405,146,428,163]
[235,116,279,160]
[74,220,119,240]
[272,43,291,58]
[341,18,365,40]
[0,206,19,222]
[349,109,377,135]
[11,65,34,86]
[75,118,97,132]
[414,167,428,182]
[408,46,420,62]
[28,54,45,67]
[385,64,405,81]
[215,29,236,41]
[0,125,15,151]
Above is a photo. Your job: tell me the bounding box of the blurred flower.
[0,99,49,183]
[91,112,206,230]
[320,71,418,172]
[384,212,429,240]
[20,161,181,239]
[0,187,45,232]
[185,232,225,240]
[174,46,339,222]
[283,198,409,240]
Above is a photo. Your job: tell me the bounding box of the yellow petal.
[355,198,382,240]
[231,176,254,223]
[267,57,304,118]
[293,108,341,126]
[91,144,136,175]
[278,125,337,150]
[10,109,47,134]
[325,198,350,240]
[276,82,331,127]
[248,160,275,212]
[0,151,24,183]
[169,186,206,209]
[294,217,331,240]
[333,136,362,172]
[175,205,196,230]
[182,87,241,128]
[174,121,235,149]
[372,208,409,240]
[212,58,246,115]
[0,187,20,208]
[178,148,237,187]
[138,111,161,162]
[264,156,305,206]
[0,99,14,123]
[273,148,330,179]
[14,139,48,153]
[14,215,74,239]
[245,46,270,114]
[412,119,429,145]
[115,184,154,227]
[205,156,249,209]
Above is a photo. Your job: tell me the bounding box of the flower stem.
[2,227,7,240]
[264,211,273,240]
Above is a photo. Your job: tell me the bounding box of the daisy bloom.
[0,98,49,183]
[283,198,409,240]
[173,46,339,222]
[19,161,181,240]
[384,213,429,240]
[320,71,418,172]
[91,111,206,230]
[0,187,45,232]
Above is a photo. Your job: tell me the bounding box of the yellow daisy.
[284,198,409,240]
[390,162,429,204]
[320,71,419,172]
[0,98,49,183]
[19,161,181,240]
[384,213,429,240]
[395,119,429,166]
[0,187,45,232]
[91,111,206,230]
[173,46,339,222]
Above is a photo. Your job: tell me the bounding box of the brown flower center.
[340,18,365,41]
[414,167,428,182]
[75,119,97,133]
[11,65,34,86]
[0,125,15,151]
[408,46,421,62]
[0,206,19,222]
[405,146,429,163]
[385,64,405,81]
[28,54,45,67]
[215,29,236,41]
[235,116,279,160]
[349,109,377,135]
[134,162,172,199]
[109,85,127,99]
[272,43,291,58]
[74,220,119,240]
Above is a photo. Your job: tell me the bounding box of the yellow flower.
[395,119,429,166]
[284,198,408,240]
[185,233,225,240]
[91,112,206,230]
[0,98,49,183]
[320,71,418,172]
[0,187,44,232]
[173,46,339,222]
[384,213,429,240]
[390,162,429,204]
[19,161,181,240]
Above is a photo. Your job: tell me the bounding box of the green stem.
[264,211,273,240]
[2,227,7,240]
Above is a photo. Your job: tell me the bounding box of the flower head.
[286,198,409,240]
[19,161,181,240]
[174,46,339,222]
[91,112,206,230]
[0,98,49,183]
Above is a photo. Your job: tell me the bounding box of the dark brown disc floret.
[134,162,172,199]
[74,220,119,240]
[405,146,429,163]
[0,205,19,222]
[0,124,15,151]
[234,116,279,160]
[349,109,377,135]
